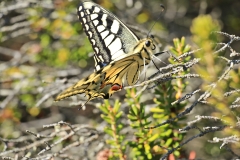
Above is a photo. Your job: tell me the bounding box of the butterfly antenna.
[142,58,149,81]
[147,4,165,38]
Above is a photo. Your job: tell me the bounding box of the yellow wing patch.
[55,38,156,103]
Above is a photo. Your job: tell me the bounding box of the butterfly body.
[55,2,156,102]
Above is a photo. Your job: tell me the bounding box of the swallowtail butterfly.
[55,1,156,104]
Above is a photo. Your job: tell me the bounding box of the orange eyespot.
[111,84,122,91]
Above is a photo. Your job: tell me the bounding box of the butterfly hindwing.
[77,1,140,71]
[55,70,107,101]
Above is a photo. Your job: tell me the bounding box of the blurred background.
[0,0,240,159]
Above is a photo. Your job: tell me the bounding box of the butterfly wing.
[55,70,107,101]
[55,59,140,101]
[77,1,140,71]
[101,38,154,87]
[55,38,155,102]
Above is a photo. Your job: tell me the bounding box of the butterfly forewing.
[77,1,140,71]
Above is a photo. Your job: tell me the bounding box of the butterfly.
[55,1,156,104]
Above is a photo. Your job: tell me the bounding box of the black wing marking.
[77,1,140,71]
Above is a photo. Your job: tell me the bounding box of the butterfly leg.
[138,58,149,82]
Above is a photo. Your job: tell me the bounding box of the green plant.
[99,100,126,160]
[99,37,191,159]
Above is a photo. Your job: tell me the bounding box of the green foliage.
[169,37,191,99]
[148,37,191,157]
[28,1,92,67]
[169,37,191,63]
[191,15,222,82]
[99,37,191,159]
[191,15,220,46]
[191,15,240,153]
[126,89,155,160]
[98,100,126,160]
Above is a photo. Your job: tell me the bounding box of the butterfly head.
[145,39,156,50]
[138,36,156,51]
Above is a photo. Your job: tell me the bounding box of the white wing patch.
[85,24,89,30]
[80,12,84,17]
[101,30,109,39]
[88,31,93,38]
[97,25,105,32]
[108,38,122,55]
[91,39,96,45]
[78,6,82,11]
[82,17,86,23]
[86,10,90,15]
[111,20,120,34]
[93,6,100,13]
[104,34,114,47]
[93,20,99,26]
[94,47,99,53]
[102,14,108,27]
[90,14,98,20]
[112,49,125,60]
